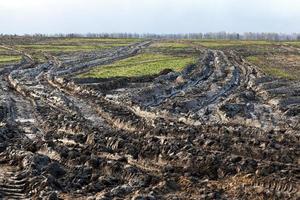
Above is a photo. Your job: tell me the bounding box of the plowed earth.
[0,39,299,200]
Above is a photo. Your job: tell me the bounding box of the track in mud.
[0,41,299,199]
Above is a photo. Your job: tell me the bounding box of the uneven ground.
[0,37,299,199]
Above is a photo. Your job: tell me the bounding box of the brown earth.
[0,39,299,199]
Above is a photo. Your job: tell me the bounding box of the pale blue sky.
[0,0,300,34]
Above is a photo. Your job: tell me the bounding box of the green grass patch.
[283,41,300,47]
[263,67,293,79]
[246,56,295,79]
[246,56,260,63]
[0,55,22,64]
[79,53,196,78]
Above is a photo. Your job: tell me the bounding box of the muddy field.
[0,38,299,199]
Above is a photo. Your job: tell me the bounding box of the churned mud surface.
[0,39,299,199]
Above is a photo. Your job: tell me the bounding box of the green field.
[79,53,196,78]
[0,55,22,64]
[246,56,296,79]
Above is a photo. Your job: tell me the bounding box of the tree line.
[1,32,300,41]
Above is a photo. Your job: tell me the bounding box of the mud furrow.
[0,40,299,199]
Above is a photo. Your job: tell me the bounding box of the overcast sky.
[1,0,300,34]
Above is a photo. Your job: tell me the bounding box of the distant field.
[150,39,274,49]
[150,39,300,49]
[49,38,143,44]
[8,38,144,64]
[79,53,196,78]
[150,42,191,49]
[283,41,300,47]
[16,44,108,52]
[74,39,300,79]
[14,38,142,55]
[5,38,299,80]
[190,40,273,48]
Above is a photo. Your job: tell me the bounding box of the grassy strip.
[0,55,22,64]
[79,53,196,78]
[283,41,300,47]
[246,56,295,79]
